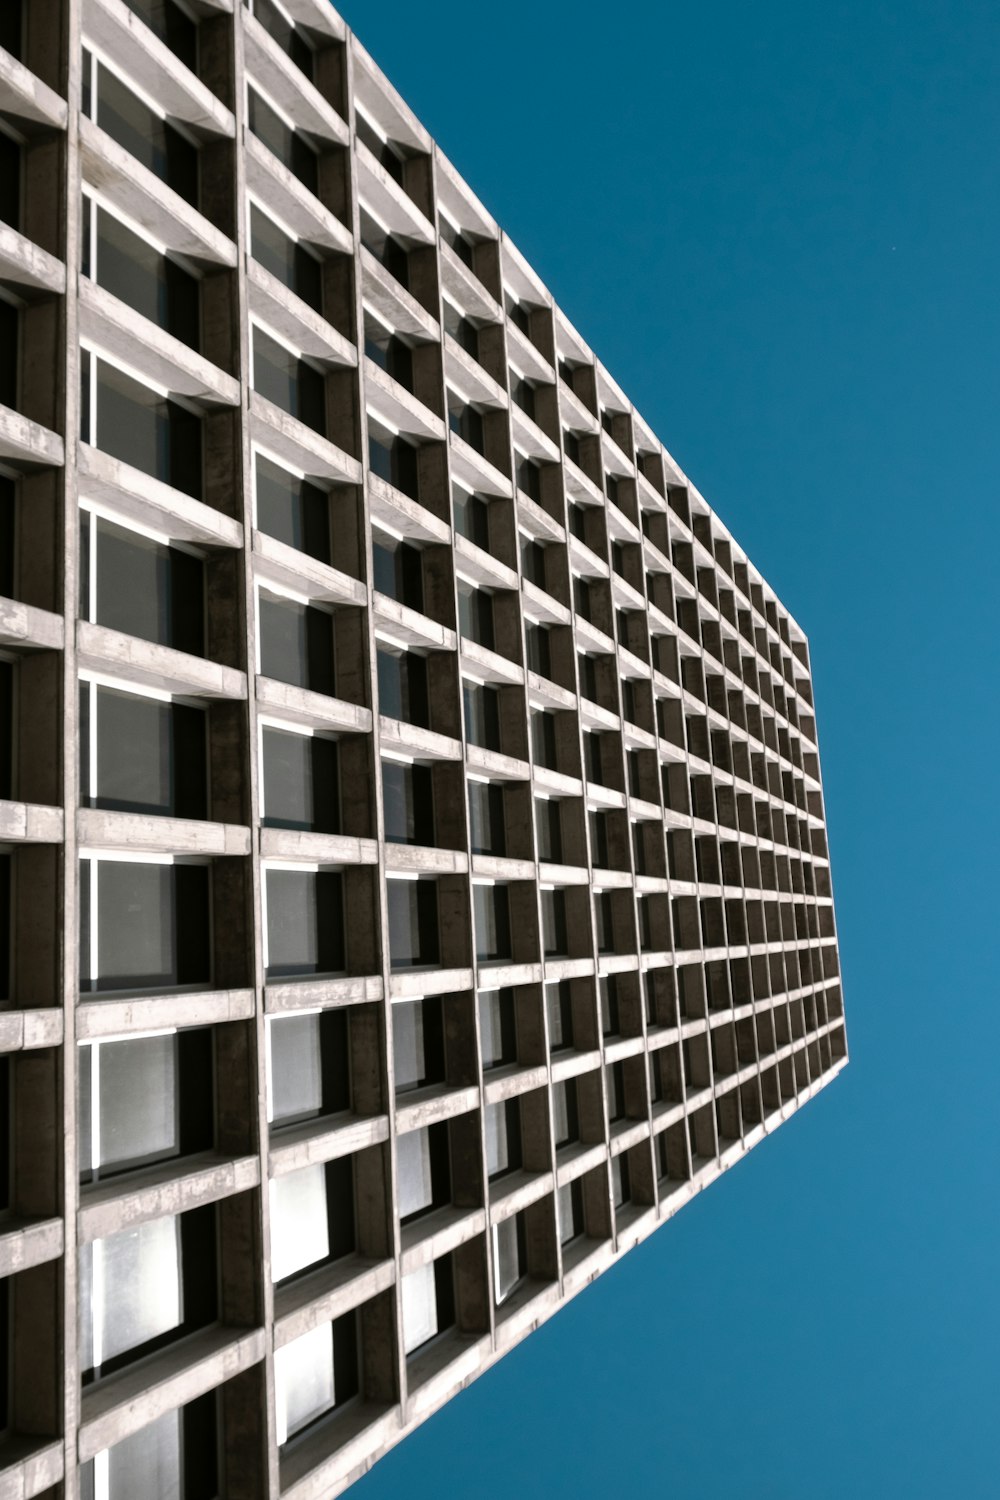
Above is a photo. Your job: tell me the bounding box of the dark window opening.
[79,859,210,993]
[80,683,207,819]
[368,431,419,500]
[90,60,199,206]
[377,648,429,728]
[473,882,511,962]
[250,204,322,313]
[468,780,505,856]
[382,760,434,845]
[247,87,318,194]
[255,454,331,563]
[372,535,423,612]
[392,994,445,1093]
[259,593,336,696]
[261,727,340,833]
[82,355,202,499]
[463,681,500,751]
[265,868,345,977]
[386,878,439,968]
[453,487,490,549]
[251,0,314,80]
[253,327,326,435]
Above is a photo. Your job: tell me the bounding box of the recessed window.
[360,209,409,289]
[382,760,434,845]
[274,1313,359,1446]
[452,486,489,549]
[264,867,345,978]
[530,710,556,771]
[83,54,198,205]
[377,648,429,727]
[80,354,202,498]
[0,477,13,599]
[368,428,418,499]
[269,1156,355,1283]
[261,727,340,833]
[610,1152,631,1208]
[0,128,20,232]
[492,1211,526,1304]
[401,1255,455,1356]
[79,682,207,819]
[79,856,210,994]
[82,198,199,348]
[456,582,495,651]
[0,298,17,412]
[594,892,615,954]
[478,988,516,1070]
[355,110,405,187]
[258,592,336,696]
[392,995,445,1094]
[441,218,474,269]
[463,682,500,751]
[364,317,414,390]
[250,204,322,312]
[606,1061,625,1123]
[472,883,511,962]
[515,455,540,502]
[525,623,551,679]
[510,376,534,420]
[520,537,545,589]
[247,87,318,193]
[540,888,567,957]
[80,513,204,656]
[249,0,315,81]
[80,1396,219,1500]
[124,0,198,68]
[255,454,331,562]
[448,395,484,454]
[79,1029,213,1182]
[80,1204,216,1380]
[534,797,561,863]
[557,1178,584,1246]
[372,534,423,611]
[253,326,326,434]
[267,1010,350,1127]
[484,1098,521,1181]
[599,976,620,1037]
[584,732,604,786]
[467,779,505,855]
[442,299,479,359]
[545,980,572,1051]
[551,1079,579,1148]
[396,1122,450,1223]
[386,877,439,968]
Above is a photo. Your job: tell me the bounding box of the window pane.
[401,1262,437,1354]
[81,1216,182,1368]
[269,1014,322,1124]
[259,594,335,695]
[261,727,339,832]
[274,1321,334,1445]
[484,1101,509,1177]
[396,1128,432,1220]
[265,869,344,976]
[386,878,438,968]
[106,1407,182,1500]
[557,1182,577,1245]
[97,861,172,989]
[94,688,206,819]
[255,454,329,559]
[493,1216,522,1304]
[392,999,424,1093]
[269,1164,330,1282]
[90,1034,178,1175]
[93,516,204,655]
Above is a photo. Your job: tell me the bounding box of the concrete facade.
[0,1,847,1495]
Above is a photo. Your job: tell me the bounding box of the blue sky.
[338,2,1000,1494]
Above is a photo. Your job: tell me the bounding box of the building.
[0,0,848,1495]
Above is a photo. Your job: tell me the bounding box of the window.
[551,1079,579,1148]
[473,882,511,962]
[253,327,325,434]
[534,797,561,862]
[484,1098,521,1181]
[247,87,318,193]
[80,354,202,498]
[355,109,405,187]
[80,682,206,819]
[80,512,204,654]
[255,454,331,564]
[463,682,500,751]
[530,709,556,770]
[0,854,9,1001]
[80,1396,219,1500]
[478,988,516,1070]
[79,856,210,994]
[368,428,419,499]
[82,197,199,348]
[606,1061,625,1123]
[258,593,335,695]
[80,1204,216,1379]
[562,429,580,465]
[249,204,321,312]
[364,318,414,390]
[507,300,530,337]
[545,980,572,1051]
[377,649,428,727]
[250,0,314,80]
[83,53,198,205]
[401,1256,454,1355]
[456,583,494,650]
[467,779,505,855]
[448,395,484,453]
[386,877,439,968]
[568,503,588,542]
[392,995,445,1094]
[515,454,540,501]
[584,732,604,785]
[442,299,479,359]
[372,535,423,611]
[0,128,20,232]
[274,1313,359,1445]
[261,727,340,833]
[382,760,434,845]
[264,868,344,978]
[594,891,614,954]
[578,652,598,704]
[540,887,567,957]
[360,210,409,289]
[267,1010,350,1126]
[589,809,610,868]
[79,1029,212,1182]
[396,1122,450,1223]
[492,1211,526,1304]
[452,486,489,549]
[557,1178,584,1246]
[520,537,545,589]
[269,1156,355,1282]
[441,218,474,269]
[599,976,620,1037]
[525,623,551,679]
[510,376,535,420]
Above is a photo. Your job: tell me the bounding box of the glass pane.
[96,688,171,813]
[552,1082,570,1145]
[81,1216,182,1367]
[266,869,344,976]
[484,1101,508,1178]
[106,1407,182,1500]
[401,1261,438,1354]
[269,1014,322,1124]
[395,1128,432,1219]
[269,1164,330,1282]
[97,1034,178,1173]
[274,1321,335,1445]
[493,1216,521,1304]
[97,861,173,989]
[255,455,329,560]
[557,1182,576,1245]
[392,999,424,1093]
[478,991,502,1070]
[78,1044,94,1175]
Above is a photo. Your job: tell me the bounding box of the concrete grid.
[0,0,847,1495]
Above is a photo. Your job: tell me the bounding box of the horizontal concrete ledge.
[244,13,348,147]
[0,48,67,131]
[365,361,445,445]
[366,474,450,546]
[256,677,372,735]
[247,259,356,369]
[79,1324,265,1461]
[444,335,507,412]
[260,828,378,865]
[377,717,461,764]
[77,622,247,700]
[614,1204,657,1256]
[459,638,522,688]
[279,1402,399,1500]
[493,1277,560,1351]
[516,493,564,546]
[483,1064,547,1106]
[439,240,500,324]
[531,766,582,799]
[464,745,529,783]
[77,808,250,857]
[488,1169,553,1226]
[554,1141,608,1187]
[79,443,244,550]
[252,529,366,608]
[78,1152,261,1244]
[543,956,596,982]
[0,407,64,471]
[0,1216,64,1277]
[250,392,362,485]
[244,132,352,257]
[359,249,439,344]
[505,320,554,386]
[264,974,383,1013]
[80,119,236,269]
[387,966,471,1001]
[448,431,510,500]
[356,141,435,247]
[372,594,454,654]
[0,224,65,297]
[405,1331,492,1427]
[273,1256,395,1350]
[393,1083,479,1136]
[399,1204,486,1275]
[86,0,235,138]
[0,799,64,843]
[510,405,559,466]
[604,1034,647,1065]
[76,988,256,1039]
[0,1007,63,1055]
[0,1435,64,1500]
[561,1238,613,1298]
[0,597,63,652]
[470,853,533,882]
[650,1100,688,1134]
[474,960,542,990]
[451,533,518,593]
[520,580,570,628]
[384,843,466,877]
[269,1113,389,1176]
[535,858,589,887]
[550,1048,603,1087]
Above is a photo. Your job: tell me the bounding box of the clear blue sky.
[338,2,1000,1495]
